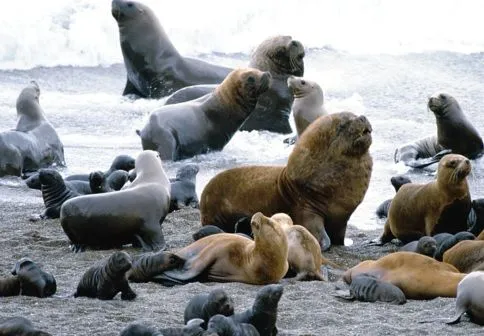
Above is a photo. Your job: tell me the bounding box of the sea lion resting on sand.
[200,112,373,251]
[127,251,184,283]
[111,0,231,99]
[120,320,209,336]
[138,68,271,161]
[442,239,484,273]
[74,251,136,300]
[0,81,65,177]
[0,317,52,336]
[0,276,21,297]
[11,257,56,298]
[395,93,483,168]
[375,154,471,245]
[153,212,289,286]
[399,236,437,258]
[375,175,412,219]
[344,252,465,299]
[434,231,475,261]
[60,150,170,253]
[208,315,259,336]
[184,288,234,328]
[165,35,306,134]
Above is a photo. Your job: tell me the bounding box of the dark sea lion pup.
[468,198,484,236]
[127,251,185,283]
[200,112,373,251]
[0,276,21,297]
[434,231,475,261]
[60,150,170,253]
[111,0,231,98]
[137,68,271,161]
[0,317,52,336]
[11,257,56,298]
[184,288,235,328]
[192,226,225,241]
[119,323,162,336]
[208,315,259,336]
[395,93,483,168]
[37,169,80,219]
[375,175,412,219]
[169,164,200,212]
[65,154,135,182]
[74,251,136,300]
[399,236,437,257]
[0,81,65,176]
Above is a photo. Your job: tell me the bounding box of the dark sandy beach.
[0,183,482,336]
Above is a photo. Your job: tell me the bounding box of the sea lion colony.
[1,0,484,334]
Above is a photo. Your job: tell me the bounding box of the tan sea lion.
[200,112,373,251]
[270,213,340,281]
[344,252,465,299]
[153,212,289,286]
[442,240,484,273]
[137,68,271,161]
[376,154,471,245]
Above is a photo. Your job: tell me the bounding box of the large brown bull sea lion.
[200,112,373,251]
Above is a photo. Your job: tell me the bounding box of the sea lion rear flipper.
[408,149,452,169]
[122,78,142,98]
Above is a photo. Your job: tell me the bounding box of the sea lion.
[0,317,52,336]
[0,276,21,297]
[200,112,373,251]
[11,258,56,298]
[74,251,136,300]
[468,198,484,236]
[24,171,91,194]
[270,213,337,281]
[283,76,326,145]
[184,288,235,328]
[375,175,412,219]
[160,319,215,336]
[127,251,185,283]
[192,226,225,241]
[111,0,231,99]
[395,93,483,168]
[399,236,437,257]
[0,81,65,176]
[166,35,305,134]
[442,240,484,273]
[153,212,289,286]
[207,315,259,336]
[169,164,200,212]
[119,323,162,336]
[334,273,406,304]
[375,154,471,245]
[37,169,80,219]
[434,231,475,261]
[137,68,271,161]
[344,252,465,299]
[230,284,283,336]
[65,154,135,182]
[60,150,170,252]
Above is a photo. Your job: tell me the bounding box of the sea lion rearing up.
[138,68,271,161]
[165,35,306,134]
[74,251,136,300]
[375,154,471,245]
[60,150,170,253]
[0,81,65,176]
[200,112,373,251]
[153,212,289,286]
[111,0,231,98]
[394,93,483,168]
[344,252,465,300]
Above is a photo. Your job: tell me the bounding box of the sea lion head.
[437,154,471,185]
[11,257,35,275]
[175,164,200,181]
[111,154,136,172]
[270,213,294,231]
[109,251,132,274]
[107,170,129,190]
[131,150,168,184]
[390,175,412,192]
[111,0,147,22]
[253,284,284,313]
[416,236,437,257]
[89,171,109,193]
[287,76,324,101]
[428,92,459,117]
[16,81,41,118]
[250,212,285,241]
[207,288,235,317]
[250,35,305,76]
[38,169,64,188]
[215,68,271,111]
[207,315,234,334]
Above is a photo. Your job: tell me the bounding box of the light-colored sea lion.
[184,288,235,328]
[74,251,136,300]
[153,212,289,286]
[375,175,412,219]
[60,150,170,253]
[0,276,21,297]
[442,240,484,273]
[334,273,407,304]
[270,213,339,281]
[11,257,56,298]
[376,154,471,245]
[230,284,283,336]
[283,76,326,145]
[434,231,475,261]
[127,251,185,283]
[208,315,259,336]
[166,35,306,134]
[0,81,65,176]
[399,236,437,257]
[200,112,373,251]
[0,317,52,336]
[395,93,483,168]
[344,252,465,299]
[169,164,200,212]
[137,68,271,161]
[65,154,135,182]
[111,0,231,99]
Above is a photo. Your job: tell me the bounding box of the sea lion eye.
[439,94,446,100]
[247,76,255,84]
[301,80,306,85]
